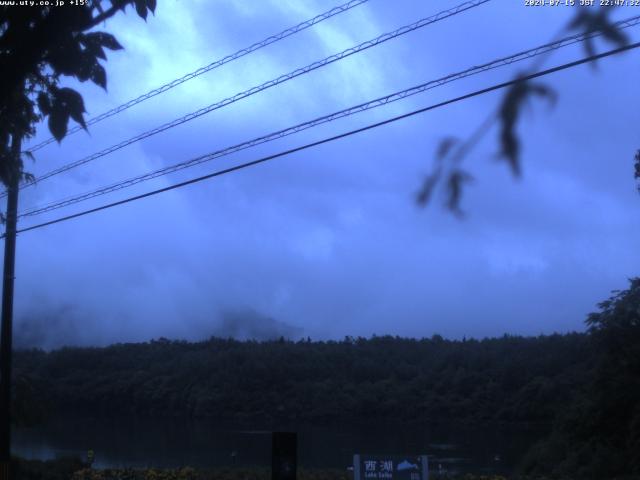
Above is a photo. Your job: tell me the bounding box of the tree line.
[13,332,592,425]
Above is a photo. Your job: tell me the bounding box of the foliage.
[520,278,640,479]
[0,0,157,186]
[7,459,593,480]
[13,333,592,425]
[417,7,634,214]
[497,81,555,177]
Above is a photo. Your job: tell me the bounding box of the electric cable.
[24,0,372,153]
[19,15,640,219]
[9,40,639,238]
[8,0,490,199]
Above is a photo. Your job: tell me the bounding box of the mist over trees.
[14,307,304,350]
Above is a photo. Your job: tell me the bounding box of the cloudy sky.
[9,0,640,348]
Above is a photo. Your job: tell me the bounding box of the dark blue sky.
[11,0,640,348]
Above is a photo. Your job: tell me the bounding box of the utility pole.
[0,134,21,480]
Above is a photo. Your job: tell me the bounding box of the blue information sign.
[353,455,428,480]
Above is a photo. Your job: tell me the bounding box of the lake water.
[12,417,545,475]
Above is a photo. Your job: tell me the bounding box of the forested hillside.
[13,333,592,425]
[11,277,640,479]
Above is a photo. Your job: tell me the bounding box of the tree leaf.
[445,169,473,215]
[498,79,556,176]
[79,33,107,59]
[57,88,87,129]
[134,0,148,20]
[146,0,156,13]
[85,31,123,51]
[416,165,443,207]
[75,52,98,82]
[92,44,107,60]
[601,23,628,48]
[22,172,36,185]
[48,107,70,142]
[36,92,51,116]
[568,9,628,65]
[91,63,107,90]
[23,151,36,163]
[436,137,459,162]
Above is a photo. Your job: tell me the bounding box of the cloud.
[210,307,303,341]
[9,1,640,347]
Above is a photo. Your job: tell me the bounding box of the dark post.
[272,431,297,480]
[0,135,21,480]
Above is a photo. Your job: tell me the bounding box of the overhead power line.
[18,14,640,219]
[10,40,640,238]
[25,0,371,153]
[9,0,490,198]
